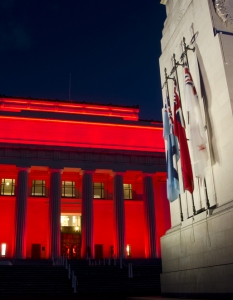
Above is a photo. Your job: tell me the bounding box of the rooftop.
[0,95,162,125]
[0,95,139,121]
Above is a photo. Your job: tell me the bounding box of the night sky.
[0,0,166,121]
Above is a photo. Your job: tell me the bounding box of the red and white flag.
[184,66,208,179]
[173,80,194,194]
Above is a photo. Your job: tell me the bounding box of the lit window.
[60,214,81,232]
[31,180,46,196]
[1,179,15,196]
[123,184,132,199]
[93,183,104,199]
[62,181,75,198]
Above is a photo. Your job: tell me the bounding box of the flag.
[173,80,194,194]
[184,66,208,178]
[163,96,180,202]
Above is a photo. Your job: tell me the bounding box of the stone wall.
[159,0,233,295]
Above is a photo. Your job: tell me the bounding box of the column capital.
[49,168,63,174]
[17,167,31,173]
[112,171,124,177]
[142,173,154,178]
[81,170,95,175]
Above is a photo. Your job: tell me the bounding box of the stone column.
[81,171,94,259]
[113,172,126,259]
[15,167,30,259]
[49,169,62,259]
[143,174,156,258]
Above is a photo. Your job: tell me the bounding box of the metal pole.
[197,178,203,210]
[183,34,212,210]
[172,55,197,216]
[164,68,184,222]
[191,194,196,215]
[68,264,71,279]
[172,54,187,126]
[73,276,77,293]
[72,271,74,288]
[185,192,189,218]
[204,178,210,209]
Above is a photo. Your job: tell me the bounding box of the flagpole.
[171,54,187,127]
[164,68,184,222]
[182,33,211,210]
[171,56,197,217]
[173,52,197,223]
[190,23,216,208]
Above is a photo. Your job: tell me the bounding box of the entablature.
[0,145,166,173]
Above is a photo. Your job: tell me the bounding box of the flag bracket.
[172,54,185,125]
[180,37,195,67]
[165,68,174,81]
[172,53,184,68]
[162,68,174,90]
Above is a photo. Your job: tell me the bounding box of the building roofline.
[0,94,139,109]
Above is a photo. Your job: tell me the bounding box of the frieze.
[0,146,166,167]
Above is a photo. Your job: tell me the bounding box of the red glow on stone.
[0,98,139,120]
[0,116,164,152]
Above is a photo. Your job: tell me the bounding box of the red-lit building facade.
[0,96,170,260]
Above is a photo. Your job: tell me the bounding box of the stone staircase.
[0,258,162,298]
[68,258,162,297]
[0,260,74,297]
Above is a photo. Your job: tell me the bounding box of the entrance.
[60,214,81,259]
[61,231,81,259]
[95,244,103,259]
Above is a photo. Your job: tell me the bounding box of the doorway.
[95,244,103,259]
[60,214,81,259]
[31,244,41,259]
[61,232,81,259]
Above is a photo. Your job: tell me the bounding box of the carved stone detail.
[214,0,233,32]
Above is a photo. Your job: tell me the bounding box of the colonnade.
[14,168,157,259]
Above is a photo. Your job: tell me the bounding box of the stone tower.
[160,0,233,296]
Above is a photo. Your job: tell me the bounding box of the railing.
[87,255,133,278]
[53,254,134,294]
[52,255,77,293]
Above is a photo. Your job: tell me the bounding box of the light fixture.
[126,244,131,257]
[1,243,6,256]
[75,226,80,232]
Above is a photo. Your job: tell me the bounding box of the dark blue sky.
[0,0,166,120]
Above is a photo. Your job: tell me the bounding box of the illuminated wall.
[0,116,164,152]
[0,167,170,259]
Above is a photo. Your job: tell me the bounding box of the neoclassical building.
[0,96,170,260]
